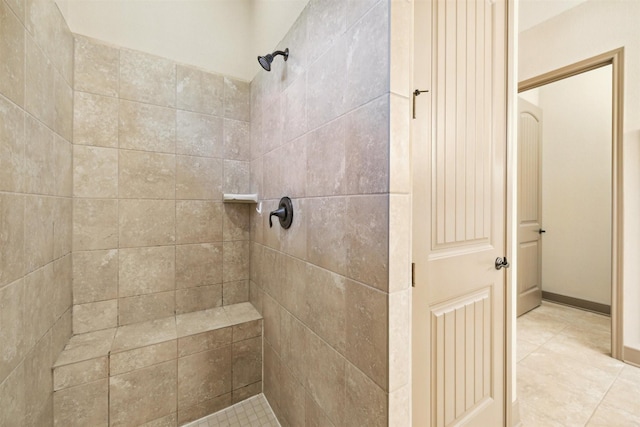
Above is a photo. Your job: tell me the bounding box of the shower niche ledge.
[223,193,259,203]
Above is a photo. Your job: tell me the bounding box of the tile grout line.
[583,364,625,425]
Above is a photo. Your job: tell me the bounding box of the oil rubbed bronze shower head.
[257,48,289,71]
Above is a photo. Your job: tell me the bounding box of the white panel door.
[412,0,508,425]
[517,98,543,316]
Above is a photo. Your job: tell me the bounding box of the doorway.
[518,64,613,318]
[517,49,624,360]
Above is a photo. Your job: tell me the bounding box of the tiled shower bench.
[52,302,263,427]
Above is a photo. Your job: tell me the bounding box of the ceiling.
[519,0,589,32]
[56,0,309,81]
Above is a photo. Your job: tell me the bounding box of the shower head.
[257,48,289,71]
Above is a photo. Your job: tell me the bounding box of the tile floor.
[184,394,280,427]
[517,301,640,426]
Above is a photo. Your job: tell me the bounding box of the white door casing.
[517,97,543,316]
[412,0,508,425]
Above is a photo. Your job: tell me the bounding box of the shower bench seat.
[52,302,263,427]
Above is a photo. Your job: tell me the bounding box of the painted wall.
[0,0,74,423]
[248,0,412,425]
[519,0,640,350]
[55,0,308,82]
[535,66,612,305]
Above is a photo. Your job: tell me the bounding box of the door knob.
[538,229,546,234]
[495,257,510,270]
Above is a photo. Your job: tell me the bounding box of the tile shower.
[0,0,414,425]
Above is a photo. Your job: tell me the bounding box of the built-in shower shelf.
[223,193,259,204]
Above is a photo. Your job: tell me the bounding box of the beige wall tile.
[73,198,118,251]
[345,95,390,194]
[390,94,411,194]
[389,194,411,292]
[51,309,72,361]
[223,280,249,305]
[73,92,118,148]
[111,317,176,353]
[178,327,231,358]
[73,145,118,198]
[0,279,25,384]
[176,110,223,158]
[24,330,52,425]
[73,300,117,334]
[280,256,306,322]
[53,71,72,140]
[175,243,223,289]
[53,357,107,391]
[0,0,25,107]
[232,319,261,342]
[261,247,284,302]
[55,328,116,367]
[388,384,411,427]
[53,379,108,427]
[118,291,175,326]
[223,241,250,282]
[176,65,223,116]
[345,279,388,390]
[231,381,261,404]
[223,204,250,242]
[0,360,25,426]
[305,331,345,425]
[110,340,176,376]
[74,35,118,97]
[140,413,177,427]
[223,77,250,121]
[52,255,72,322]
[304,264,346,354]
[344,362,387,427]
[306,118,346,197]
[280,366,306,427]
[0,193,24,287]
[119,48,176,107]
[223,119,250,161]
[24,195,54,273]
[344,1,389,111]
[305,392,336,427]
[177,393,231,426]
[4,0,24,23]
[119,150,176,199]
[0,96,25,193]
[307,197,347,276]
[346,195,389,291]
[306,0,345,62]
[223,159,250,194]
[119,246,175,297]
[24,114,54,195]
[25,35,54,127]
[279,197,307,260]
[176,200,222,244]
[110,361,177,426]
[51,200,72,270]
[119,100,176,153]
[176,284,223,314]
[119,199,175,247]
[261,96,283,155]
[232,337,262,390]
[52,135,72,197]
[282,76,307,144]
[72,250,118,305]
[176,155,222,200]
[306,38,347,130]
[263,342,281,415]
[263,293,281,356]
[177,346,232,409]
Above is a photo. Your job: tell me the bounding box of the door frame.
[516,48,625,360]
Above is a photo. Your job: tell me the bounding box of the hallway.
[518,302,640,425]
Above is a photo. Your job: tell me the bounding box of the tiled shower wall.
[249,0,412,425]
[0,0,74,424]
[71,35,254,334]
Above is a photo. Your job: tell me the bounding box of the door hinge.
[411,263,416,287]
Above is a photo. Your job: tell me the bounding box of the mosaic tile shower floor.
[185,394,280,427]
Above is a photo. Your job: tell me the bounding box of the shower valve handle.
[269,207,287,228]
